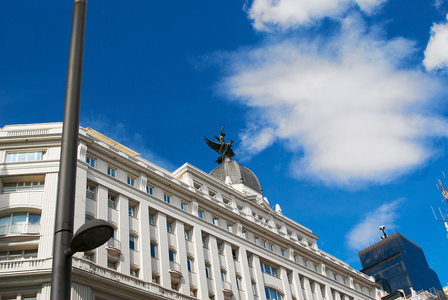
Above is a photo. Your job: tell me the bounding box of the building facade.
[359,232,442,296]
[0,123,379,300]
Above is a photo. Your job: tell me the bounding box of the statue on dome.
[205,125,236,164]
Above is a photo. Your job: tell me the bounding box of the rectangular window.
[202,235,208,248]
[184,229,191,241]
[236,276,242,290]
[150,242,157,258]
[261,241,266,248]
[205,264,211,279]
[146,185,153,195]
[86,156,95,167]
[252,282,257,296]
[212,217,219,225]
[86,184,95,200]
[6,151,43,162]
[129,202,138,217]
[221,270,227,281]
[107,166,116,177]
[260,262,278,277]
[169,249,176,262]
[198,210,204,219]
[232,248,238,261]
[108,194,117,209]
[129,235,137,250]
[149,212,156,226]
[2,181,44,193]
[130,268,139,277]
[164,194,170,203]
[107,260,117,270]
[167,221,174,233]
[127,175,135,186]
[24,249,38,259]
[187,257,194,272]
[217,242,224,255]
[227,223,233,232]
[193,181,202,190]
[181,202,188,211]
[269,244,274,251]
[281,249,286,257]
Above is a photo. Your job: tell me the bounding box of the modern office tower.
[359,232,442,296]
[0,123,379,300]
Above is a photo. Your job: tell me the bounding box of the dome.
[210,158,262,194]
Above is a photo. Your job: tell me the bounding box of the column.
[302,277,314,300]
[156,212,170,289]
[174,220,191,295]
[95,185,109,267]
[139,201,152,281]
[312,281,324,300]
[118,194,130,274]
[193,227,209,299]
[39,172,59,258]
[279,267,293,299]
[252,255,265,299]
[73,162,88,232]
[325,285,335,300]
[223,242,238,298]
[292,272,304,300]
[208,235,224,300]
[239,247,254,300]
[71,282,93,300]
[333,290,342,300]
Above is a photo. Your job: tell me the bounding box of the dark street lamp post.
[50,1,113,299]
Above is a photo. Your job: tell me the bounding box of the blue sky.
[2,0,448,287]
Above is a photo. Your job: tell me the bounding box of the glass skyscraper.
[359,232,442,296]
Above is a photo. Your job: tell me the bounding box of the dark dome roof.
[209,159,262,193]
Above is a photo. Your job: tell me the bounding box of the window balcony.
[0,224,40,236]
[106,238,121,254]
[222,281,233,297]
[169,261,182,278]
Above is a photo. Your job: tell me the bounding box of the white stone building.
[0,123,379,300]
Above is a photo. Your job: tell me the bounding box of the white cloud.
[345,199,402,251]
[221,17,448,187]
[424,15,448,71]
[248,0,386,30]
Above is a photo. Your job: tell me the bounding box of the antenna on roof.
[433,172,448,238]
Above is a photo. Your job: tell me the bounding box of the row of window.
[87,153,312,255]
[0,249,38,261]
[0,212,41,235]
[2,181,44,193]
[6,151,44,162]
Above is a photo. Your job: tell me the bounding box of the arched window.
[265,287,283,300]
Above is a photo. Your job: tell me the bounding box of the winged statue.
[204,125,236,164]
